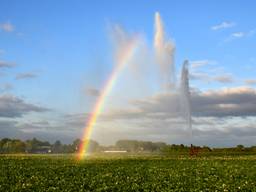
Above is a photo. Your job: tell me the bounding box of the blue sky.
[1,0,256,146]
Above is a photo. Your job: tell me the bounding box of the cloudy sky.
[1,0,256,147]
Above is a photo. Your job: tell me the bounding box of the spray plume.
[155,12,191,133]
[180,60,192,136]
[154,12,176,90]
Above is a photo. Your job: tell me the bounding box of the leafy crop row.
[0,155,255,191]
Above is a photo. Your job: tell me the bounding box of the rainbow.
[77,37,139,160]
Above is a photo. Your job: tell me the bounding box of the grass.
[1,154,256,191]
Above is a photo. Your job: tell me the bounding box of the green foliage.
[161,144,190,154]
[0,155,256,191]
[0,139,26,153]
[0,138,84,154]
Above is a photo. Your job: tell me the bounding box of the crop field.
[1,154,256,191]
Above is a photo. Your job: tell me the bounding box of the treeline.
[0,138,81,154]
[0,138,165,154]
[103,140,256,154]
[161,144,256,156]
[0,138,256,154]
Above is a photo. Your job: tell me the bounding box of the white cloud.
[245,79,256,85]
[225,29,255,42]
[0,22,15,32]
[213,74,233,83]
[102,86,256,119]
[211,21,235,30]
[189,60,234,84]
[15,72,37,80]
[189,72,210,81]
[0,60,16,68]
[231,32,245,38]
[0,94,49,118]
[190,60,217,69]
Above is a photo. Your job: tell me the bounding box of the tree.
[25,138,44,152]
[72,139,81,152]
[11,139,26,153]
[0,138,11,153]
[52,140,63,153]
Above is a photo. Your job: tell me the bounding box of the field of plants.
[1,154,256,191]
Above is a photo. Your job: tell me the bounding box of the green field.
[1,154,256,191]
